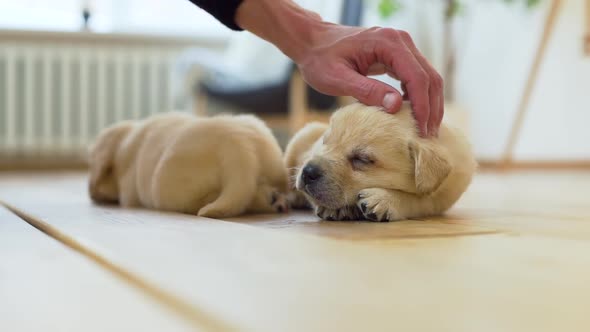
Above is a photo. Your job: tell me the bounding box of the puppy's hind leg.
[198,151,259,218]
[247,183,288,214]
[151,154,217,214]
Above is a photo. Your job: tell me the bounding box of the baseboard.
[478,160,590,171]
[2,158,589,172]
[0,159,88,171]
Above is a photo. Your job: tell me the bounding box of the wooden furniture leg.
[501,0,563,167]
[288,69,308,134]
[193,91,208,117]
[585,0,590,55]
[190,66,209,116]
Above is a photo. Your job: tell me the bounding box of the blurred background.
[0,0,588,169]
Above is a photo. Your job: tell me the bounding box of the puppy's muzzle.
[298,162,343,209]
[301,163,323,186]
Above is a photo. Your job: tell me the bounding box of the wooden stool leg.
[501,0,563,167]
[193,91,208,117]
[288,70,308,134]
[186,66,208,116]
[585,0,590,55]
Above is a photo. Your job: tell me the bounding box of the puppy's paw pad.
[356,188,395,222]
[360,202,368,214]
[365,212,380,222]
[315,206,335,220]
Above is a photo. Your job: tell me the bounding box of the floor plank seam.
[0,200,237,332]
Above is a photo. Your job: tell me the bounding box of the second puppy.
[88,112,288,218]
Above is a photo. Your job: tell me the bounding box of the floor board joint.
[0,200,235,332]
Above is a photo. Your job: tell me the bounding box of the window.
[0,0,230,39]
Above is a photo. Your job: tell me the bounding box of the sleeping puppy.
[88,112,288,218]
[284,102,476,221]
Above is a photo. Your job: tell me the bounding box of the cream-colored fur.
[88,112,288,218]
[284,102,477,221]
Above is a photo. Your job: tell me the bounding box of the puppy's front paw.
[357,188,401,222]
[315,205,362,221]
[286,191,313,210]
[271,191,288,213]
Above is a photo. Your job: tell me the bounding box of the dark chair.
[194,0,363,133]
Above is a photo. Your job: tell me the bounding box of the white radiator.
[0,31,211,162]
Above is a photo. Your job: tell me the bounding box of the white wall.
[456,0,590,161]
[3,0,588,161]
[363,0,590,161]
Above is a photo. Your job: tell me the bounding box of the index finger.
[398,30,444,136]
[372,33,431,135]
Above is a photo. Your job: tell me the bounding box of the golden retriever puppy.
[284,102,476,221]
[88,112,288,218]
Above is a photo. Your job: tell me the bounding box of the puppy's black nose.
[302,164,323,184]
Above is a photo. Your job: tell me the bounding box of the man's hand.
[298,26,444,137]
[236,0,443,137]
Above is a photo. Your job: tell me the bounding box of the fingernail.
[382,93,396,110]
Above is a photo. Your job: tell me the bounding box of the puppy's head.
[87,121,134,204]
[295,103,451,209]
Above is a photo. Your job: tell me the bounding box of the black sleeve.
[188,0,245,31]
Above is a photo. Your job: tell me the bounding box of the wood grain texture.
[0,206,195,332]
[0,171,590,331]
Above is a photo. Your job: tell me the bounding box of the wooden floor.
[1,170,589,332]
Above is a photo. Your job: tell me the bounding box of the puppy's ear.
[88,122,132,203]
[409,141,451,194]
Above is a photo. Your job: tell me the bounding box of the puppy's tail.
[87,121,134,203]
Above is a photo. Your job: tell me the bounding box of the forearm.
[235,0,331,63]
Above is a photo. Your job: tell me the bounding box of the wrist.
[235,0,332,63]
[282,15,331,63]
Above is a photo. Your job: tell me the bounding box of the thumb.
[343,72,403,113]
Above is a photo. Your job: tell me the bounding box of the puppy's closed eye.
[348,150,375,170]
